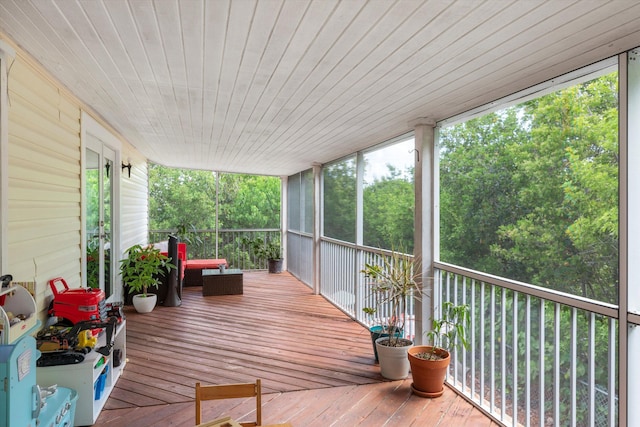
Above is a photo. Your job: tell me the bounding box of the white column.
[356,152,364,246]
[412,118,436,344]
[313,163,322,295]
[622,47,640,427]
[215,171,220,258]
[281,175,288,272]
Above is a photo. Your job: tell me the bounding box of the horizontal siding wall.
[7,54,81,315]
[119,149,149,251]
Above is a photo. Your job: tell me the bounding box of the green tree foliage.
[440,109,527,275]
[323,159,357,242]
[218,173,280,229]
[149,164,280,231]
[440,73,618,304]
[149,165,217,230]
[363,165,415,252]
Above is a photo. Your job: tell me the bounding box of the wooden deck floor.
[93,272,497,427]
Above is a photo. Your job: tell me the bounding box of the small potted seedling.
[407,301,470,397]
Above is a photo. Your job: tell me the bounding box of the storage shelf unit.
[37,320,127,426]
[0,285,38,345]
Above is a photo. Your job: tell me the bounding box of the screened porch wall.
[283,49,640,426]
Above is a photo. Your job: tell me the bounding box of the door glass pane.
[103,148,114,299]
[85,148,100,289]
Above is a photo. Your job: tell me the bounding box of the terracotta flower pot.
[407,345,450,398]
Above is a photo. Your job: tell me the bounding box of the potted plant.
[174,221,203,246]
[407,301,470,397]
[362,249,421,380]
[248,236,283,273]
[119,244,175,313]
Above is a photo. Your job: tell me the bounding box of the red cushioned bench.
[154,241,227,287]
[183,258,228,287]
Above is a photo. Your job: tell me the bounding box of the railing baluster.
[539,299,545,427]
[513,291,518,427]
[454,274,460,385]
[501,289,506,421]
[491,284,496,414]
[480,280,486,408]
[589,312,596,426]
[526,295,531,427]
[608,317,616,427]
[571,307,577,426]
[554,303,560,427]
[445,272,452,379]
[461,276,467,391]
[470,278,476,399]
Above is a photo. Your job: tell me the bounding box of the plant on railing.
[247,237,282,260]
[242,235,283,273]
[174,221,203,247]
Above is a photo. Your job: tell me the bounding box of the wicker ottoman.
[183,259,228,287]
[202,269,243,296]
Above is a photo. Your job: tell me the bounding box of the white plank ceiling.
[1,0,640,176]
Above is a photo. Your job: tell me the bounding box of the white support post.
[313,163,322,295]
[355,152,364,247]
[412,118,436,344]
[281,175,288,272]
[622,47,640,427]
[215,171,220,258]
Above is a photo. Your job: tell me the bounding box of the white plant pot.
[132,293,157,313]
[375,336,412,380]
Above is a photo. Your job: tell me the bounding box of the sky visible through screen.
[364,137,414,184]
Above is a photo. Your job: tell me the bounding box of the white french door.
[85,135,115,299]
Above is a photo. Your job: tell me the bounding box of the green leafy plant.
[86,238,100,289]
[247,236,282,261]
[174,221,203,246]
[418,301,470,360]
[362,249,421,347]
[119,244,175,297]
[86,237,110,289]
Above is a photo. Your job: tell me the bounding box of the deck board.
[93,272,496,426]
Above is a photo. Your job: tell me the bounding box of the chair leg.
[256,379,262,426]
[195,382,201,424]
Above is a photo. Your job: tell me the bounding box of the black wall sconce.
[121,161,132,178]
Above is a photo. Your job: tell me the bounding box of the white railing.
[315,238,619,426]
[435,261,618,427]
[320,238,416,340]
[286,231,313,287]
[149,228,281,270]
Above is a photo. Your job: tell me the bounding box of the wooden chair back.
[195,380,262,426]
